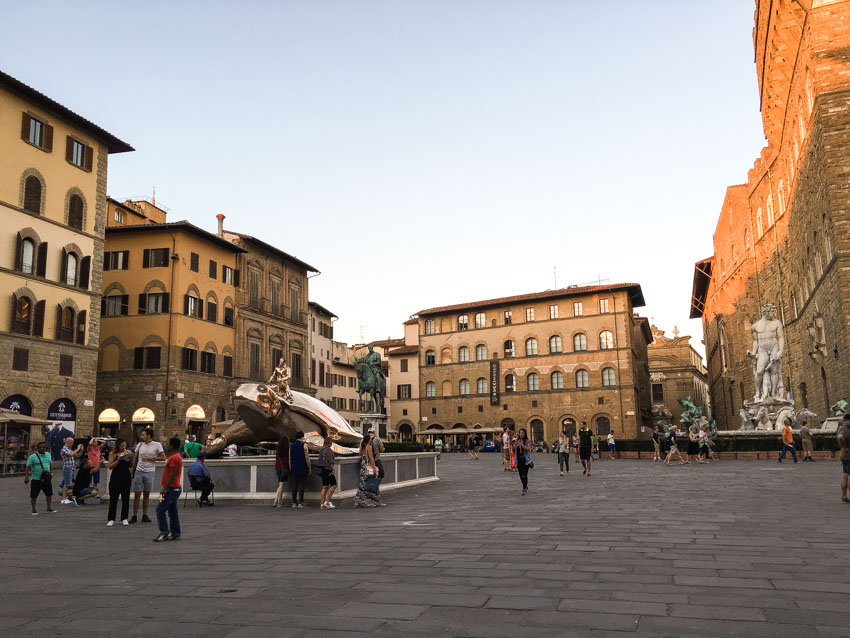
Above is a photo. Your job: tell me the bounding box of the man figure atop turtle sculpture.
[268,358,294,408]
[747,303,785,402]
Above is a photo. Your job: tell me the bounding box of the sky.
[1,1,767,354]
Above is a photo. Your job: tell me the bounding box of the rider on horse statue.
[354,345,386,414]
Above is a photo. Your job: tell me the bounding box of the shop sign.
[489,361,500,405]
[1,394,32,416]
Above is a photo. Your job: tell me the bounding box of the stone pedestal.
[741,397,795,431]
[358,413,389,438]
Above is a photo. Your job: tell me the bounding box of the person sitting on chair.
[187,451,214,506]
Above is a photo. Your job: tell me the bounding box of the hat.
[367,427,375,433]
[197,451,207,458]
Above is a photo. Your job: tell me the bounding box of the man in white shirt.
[500,426,511,471]
[607,432,616,460]
[130,429,165,524]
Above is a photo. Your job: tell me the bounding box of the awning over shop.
[98,408,120,423]
[0,408,50,425]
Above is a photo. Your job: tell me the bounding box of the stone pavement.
[1,453,849,637]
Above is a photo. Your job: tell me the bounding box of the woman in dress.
[273,435,290,507]
[289,431,310,508]
[509,430,517,471]
[686,425,699,464]
[698,425,711,463]
[107,438,134,526]
[515,428,531,495]
[354,433,383,507]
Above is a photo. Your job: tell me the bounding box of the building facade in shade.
[96,215,244,443]
[646,325,709,427]
[331,340,365,432]
[222,228,317,394]
[411,284,652,443]
[690,1,850,428]
[0,70,132,445]
[387,320,421,441]
[308,301,336,405]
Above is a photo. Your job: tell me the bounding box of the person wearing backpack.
[25,442,55,515]
[664,425,686,466]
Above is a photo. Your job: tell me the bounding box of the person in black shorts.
[578,422,593,477]
[317,438,337,509]
[25,442,56,515]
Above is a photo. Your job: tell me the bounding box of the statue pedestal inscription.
[358,413,388,438]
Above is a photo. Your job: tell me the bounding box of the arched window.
[573,333,587,351]
[731,244,737,262]
[719,325,728,371]
[424,319,435,335]
[766,195,775,227]
[66,253,78,286]
[549,335,562,353]
[476,377,487,394]
[551,371,564,389]
[425,381,436,397]
[504,340,514,358]
[457,315,469,331]
[745,228,751,251]
[602,367,616,386]
[24,176,41,213]
[505,374,515,392]
[68,194,83,230]
[475,344,487,361]
[525,338,538,356]
[459,378,470,395]
[599,331,613,350]
[596,416,611,436]
[425,349,435,366]
[778,179,786,216]
[474,312,485,329]
[526,372,539,391]
[14,295,32,334]
[21,238,35,274]
[575,369,589,388]
[757,208,764,238]
[458,346,469,362]
[59,307,75,342]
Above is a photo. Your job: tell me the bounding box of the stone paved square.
[1,454,849,636]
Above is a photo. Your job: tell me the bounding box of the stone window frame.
[458,345,470,362]
[64,187,88,231]
[548,333,563,354]
[599,329,615,350]
[11,286,39,336]
[575,367,590,389]
[57,296,81,343]
[524,337,538,356]
[61,242,84,286]
[103,282,127,297]
[205,289,220,323]
[424,349,436,366]
[601,366,617,387]
[440,347,452,364]
[474,343,487,361]
[19,168,46,216]
[526,371,540,392]
[504,373,516,392]
[476,377,487,394]
[425,381,436,397]
[16,227,43,275]
[550,369,565,390]
[572,331,588,352]
[458,378,470,395]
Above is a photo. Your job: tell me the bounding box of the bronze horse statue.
[355,360,385,414]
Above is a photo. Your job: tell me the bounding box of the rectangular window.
[250,272,260,308]
[29,117,44,146]
[12,347,29,371]
[146,293,167,315]
[224,306,234,327]
[272,348,283,369]
[458,315,469,331]
[573,302,583,316]
[400,359,408,373]
[424,319,435,335]
[398,384,411,399]
[504,310,512,325]
[525,307,534,322]
[104,251,129,271]
[200,351,216,374]
[134,347,161,370]
[181,347,198,371]
[59,354,73,377]
[209,260,217,279]
[223,266,233,285]
[190,253,199,272]
[143,248,169,268]
[102,295,127,317]
[186,295,200,318]
[599,298,609,313]
[290,289,300,322]
[271,282,281,316]
[223,355,233,377]
[652,383,664,402]
[549,304,558,319]
[114,209,124,224]
[474,312,486,329]
[206,301,217,323]
[291,353,302,385]
[71,140,85,167]
[249,343,261,380]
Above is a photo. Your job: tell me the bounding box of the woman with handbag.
[24,441,55,515]
[354,434,384,507]
[515,428,532,495]
[273,435,290,507]
[106,438,134,526]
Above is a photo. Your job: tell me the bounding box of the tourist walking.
[800,420,814,461]
[369,426,385,479]
[24,441,55,515]
[778,418,798,463]
[153,436,183,542]
[60,437,83,504]
[131,429,165,524]
[651,425,662,461]
[556,431,570,476]
[317,438,337,509]
[289,431,311,508]
[592,433,600,458]
[572,432,580,463]
[273,435,290,507]
[87,437,104,495]
[467,435,476,460]
[354,433,383,507]
[434,437,443,461]
[838,414,850,503]
[664,425,686,465]
[107,439,133,526]
[500,426,511,471]
[686,426,699,463]
[187,451,214,505]
[607,432,616,460]
[578,422,593,476]
[698,425,710,464]
[509,430,517,470]
[515,428,532,495]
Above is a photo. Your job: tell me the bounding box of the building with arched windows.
[0,69,133,441]
[647,325,709,426]
[691,1,850,428]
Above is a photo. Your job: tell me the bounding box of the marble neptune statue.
[746,303,785,402]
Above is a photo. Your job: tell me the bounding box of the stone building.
[387,319,421,441]
[0,69,132,448]
[691,0,850,428]
[222,226,317,394]
[409,283,652,444]
[96,211,244,443]
[330,340,364,432]
[308,301,336,405]
[647,325,709,427]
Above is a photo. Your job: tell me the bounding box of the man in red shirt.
[778,418,798,464]
[154,436,183,542]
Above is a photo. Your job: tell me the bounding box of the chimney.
[216,213,225,237]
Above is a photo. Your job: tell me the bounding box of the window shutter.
[9,293,17,333]
[197,298,203,320]
[234,269,240,287]
[84,145,93,171]
[122,250,130,269]
[79,256,91,289]
[76,310,86,344]
[14,233,23,271]
[103,252,111,272]
[181,347,188,369]
[162,293,170,313]
[208,302,217,323]
[101,297,107,315]
[183,294,190,316]
[65,136,74,162]
[134,347,144,369]
[33,300,45,336]
[36,241,48,276]
[121,295,129,316]
[147,347,161,369]
[138,294,147,314]
[20,113,31,141]
[54,304,62,341]
[142,249,150,268]
[60,248,68,285]
[43,124,53,152]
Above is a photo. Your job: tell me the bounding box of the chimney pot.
[216,213,225,237]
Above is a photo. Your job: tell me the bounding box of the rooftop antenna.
[152,186,156,206]
[553,266,558,289]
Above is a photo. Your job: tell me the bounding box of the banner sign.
[489,361,501,406]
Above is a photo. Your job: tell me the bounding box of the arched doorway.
[98,408,120,438]
[559,416,577,436]
[186,404,207,441]
[132,407,155,442]
[500,418,515,430]
[398,423,413,441]
[596,416,611,436]
[530,418,544,443]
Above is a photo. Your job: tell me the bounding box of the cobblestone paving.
[1,453,849,636]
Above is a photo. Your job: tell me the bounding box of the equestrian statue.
[354,345,386,414]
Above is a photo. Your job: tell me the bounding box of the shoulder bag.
[38,454,52,482]
[364,476,380,494]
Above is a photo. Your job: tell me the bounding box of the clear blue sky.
[2,1,766,352]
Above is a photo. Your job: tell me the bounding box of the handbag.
[38,454,51,482]
[364,476,380,494]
